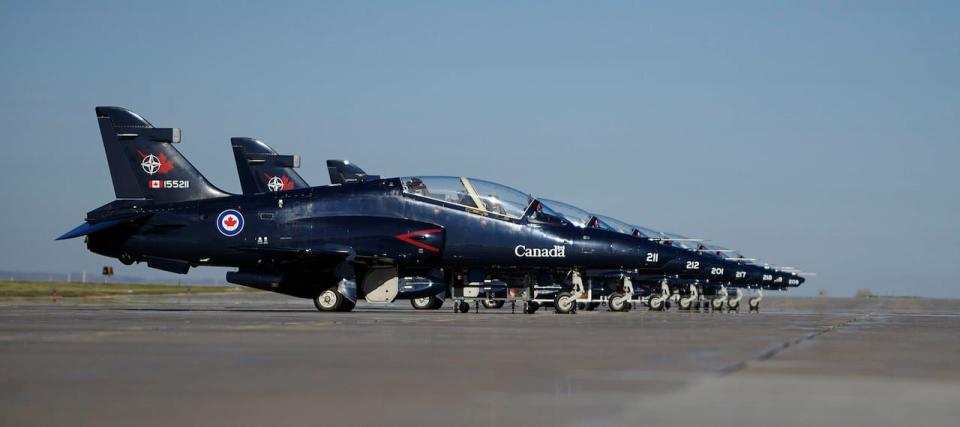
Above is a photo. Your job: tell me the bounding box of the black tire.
[749,298,760,311]
[482,299,505,309]
[609,293,627,312]
[711,298,724,311]
[457,301,470,313]
[678,297,692,310]
[727,300,740,311]
[525,301,540,314]
[313,289,343,312]
[648,297,664,311]
[338,298,356,312]
[554,292,575,314]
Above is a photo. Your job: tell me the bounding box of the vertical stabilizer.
[230,137,308,194]
[96,106,228,202]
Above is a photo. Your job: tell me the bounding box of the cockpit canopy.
[594,215,637,235]
[539,199,594,228]
[592,214,675,243]
[400,176,534,219]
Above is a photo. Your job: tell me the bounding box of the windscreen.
[401,176,532,219]
[539,199,593,228]
[636,225,665,239]
[664,232,698,250]
[594,215,637,235]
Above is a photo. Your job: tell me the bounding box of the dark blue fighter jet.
[60,107,716,313]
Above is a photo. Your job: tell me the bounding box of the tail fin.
[327,159,380,184]
[230,137,308,194]
[96,106,228,202]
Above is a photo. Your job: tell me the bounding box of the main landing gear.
[313,278,358,312]
[411,295,444,310]
[314,288,356,312]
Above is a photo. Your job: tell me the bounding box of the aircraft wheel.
[665,301,672,310]
[457,301,470,313]
[727,300,740,311]
[711,298,724,311]
[482,298,505,309]
[314,289,344,312]
[748,298,760,311]
[412,296,441,310]
[525,301,540,314]
[609,293,628,312]
[678,297,692,311]
[554,292,575,314]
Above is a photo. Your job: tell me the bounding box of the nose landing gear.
[748,288,763,312]
[711,285,728,311]
[647,279,670,311]
[678,284,698,310]
[554,270,586,314]
[607,276,633,313]
[726,288,742,311]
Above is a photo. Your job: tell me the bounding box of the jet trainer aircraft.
[232,140,805,312]
[61,107,743,313]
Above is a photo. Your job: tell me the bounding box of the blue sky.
[1,1,958,296]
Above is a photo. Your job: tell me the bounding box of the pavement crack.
[718,315,868,376]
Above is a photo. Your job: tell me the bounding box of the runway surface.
[1,293,958,426]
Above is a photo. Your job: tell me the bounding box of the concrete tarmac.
[1,293,958,426]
